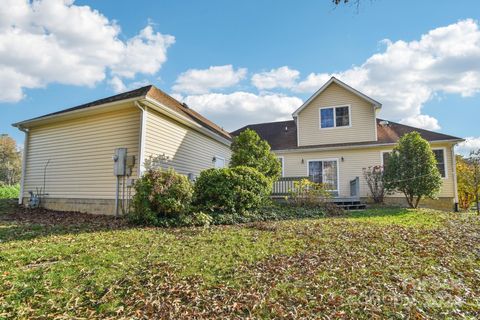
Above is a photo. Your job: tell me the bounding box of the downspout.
[452,145,459,212]
[135,101,147,176]
[18,127,29,205]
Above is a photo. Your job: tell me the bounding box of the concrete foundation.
[22,196,455,216]
[22,197,118,215]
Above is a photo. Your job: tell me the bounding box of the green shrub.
[286,179,331,207]
[230,128,282,181]
[0,184,20,199]
[181,211,213,227]
[384,132,442,208]
[193,166,271,215]
[129,168,193,225]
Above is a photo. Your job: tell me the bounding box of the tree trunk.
[414,196,421,209]
[405,193,415,208]
[477,192,479,214]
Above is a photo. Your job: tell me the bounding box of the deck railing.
[349,176,360,200]
[272,176,310,196]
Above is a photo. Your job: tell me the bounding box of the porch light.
[212,156,216,162]
[341,157,345,162]
[301,158,304,164]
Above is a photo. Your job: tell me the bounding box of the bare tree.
[332,0,361,7]
[468,150,480,214]
[0,135,22,185]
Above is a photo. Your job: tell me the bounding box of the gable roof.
[231,120,297,150]
[13,85,231,140]
[231,118,463,151]
[291,77,382,117]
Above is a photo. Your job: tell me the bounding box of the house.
[13,86,231,215]
[13,77,463,214]
[232,77,463,210]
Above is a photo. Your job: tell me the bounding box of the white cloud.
[109,77,127,93]
[400,114,441,131]
[172,65,247,94]
[293,19,480,130]
[251,66,300,90]
[294,73,331,93]
[110,25,174,79]
[180,92,302,130]
[0,0,174,103]
[456,137,480,156]
[109,77,150,93]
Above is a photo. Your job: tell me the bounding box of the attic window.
[320,105,350,129]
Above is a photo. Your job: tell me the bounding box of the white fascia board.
[12,97,143,129]
[273,139,464,154]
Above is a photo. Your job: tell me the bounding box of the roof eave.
[273,138,464,154]
[292,77,382,117]
[12,96,145,129]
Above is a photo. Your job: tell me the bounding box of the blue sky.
[1,0,479,154]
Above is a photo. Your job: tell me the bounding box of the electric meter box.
[113,148,127,176]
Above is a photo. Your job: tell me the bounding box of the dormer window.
[320,105,351,129]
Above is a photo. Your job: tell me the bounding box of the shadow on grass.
[346,207,413,219]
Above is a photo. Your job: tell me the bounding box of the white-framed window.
[380,149,447,179]
[277,156,284,177]
[307,159,339,193]
[380,150,393,169]
[214,156,225,168]
[432,148,447,178]
[319,105,351,129]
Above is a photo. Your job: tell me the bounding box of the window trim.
[277,156,285,177]
[380,149,448,179]
[380,150,393,167]
[306,158,340,193]
[432,147,448,179]
[319,104,352,130]
[214,155,226,168]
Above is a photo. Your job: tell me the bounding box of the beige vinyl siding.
[23,104,141,199]
[144,108,231,177]
[297,82,377,147]
[277,142,455,198]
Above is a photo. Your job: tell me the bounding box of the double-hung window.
[433,149,446,178]
[320,105,350,129]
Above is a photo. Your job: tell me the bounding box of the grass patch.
[1,201,479,318]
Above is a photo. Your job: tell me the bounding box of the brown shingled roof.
[231,118,462,150]
[231,120,297,150]
[145,86,231,140]
[14,85,231,140]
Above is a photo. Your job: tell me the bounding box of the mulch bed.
[0,200,128,229]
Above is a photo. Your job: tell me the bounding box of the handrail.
[272,176,310,196]
[350,176,360,199]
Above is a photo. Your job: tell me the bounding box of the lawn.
[1,200,479,319]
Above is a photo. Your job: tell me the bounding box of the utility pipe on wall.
[452,145,459,212]
[135,101,147,177]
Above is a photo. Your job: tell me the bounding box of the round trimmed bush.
[129,168,193,225]
[193,166,271,214]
